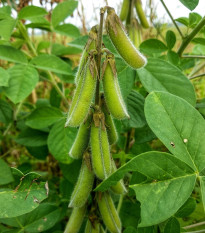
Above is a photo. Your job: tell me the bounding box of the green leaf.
[51,43,82,56]
[3,65,39,104]
[125,90,146,128]
[189,12,202,27]
[145,92,205,172]
[0,172,48,218]
[54,24,80,38]
[199,176,205,211]
[137,58,196,106]
[192,37,205,45]
[0,203,61,232]
[27,146,48,160]
[0,17,16,41]
[48,119,77,163]
[26,106,64,129]
[124,227,137,233]
[179,0,199,11]
[140,39,167,55]
[0,45,27,64]
[0,159,13,185]
[51,0,78,28]
[0,67,9,87]
[164,218,180,233]
[167,51,179,66]
[16,128,48,147]
[166,30,176,50]
[137,227,154,233]
[18,6,47,20]
[0,99,13,124]
[175,197,196,217]
[175,17,189,27]
[95,151,196,226]
[30,54,72,75]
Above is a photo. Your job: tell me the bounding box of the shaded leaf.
[166,30,176,50]
[164,217,180,233]
[0,159,13,186]
[175,197,196,218]
[0,99,13,124]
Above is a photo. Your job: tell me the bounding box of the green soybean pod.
[97,192,121,233]
[106,7,147,69]
[102,58,129,120]
[75,26,98,85]
[64,204,87,233]
[128,19,142,48]
[69,114,92,159]
[85,219,100,233]
[110,159,127,195]
[69,158,94,208]
[135,0,149,29]
[91,122,112,180]
[65,58,97,127]
[119,0,130,21]
[101,101,118,145]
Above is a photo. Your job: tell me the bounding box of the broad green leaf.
[0,203,61,232]
[137,58,196,106]
[18,6,47,20]
[0,172,48,218]
[48,119,77,163]
[3,65,39,104]
[0,159,13,185]
[164,218,180,233]
[30,54,72,75]
[0,45,27,64]
[54,24,80,38]
[124,227,137,233]
[134,125,156,144]
[125,90,146,128]
[175,197,196,217]
[95,151,196,226]
[51,0,78,28]
[179,0,199,11]
[145,92,205,172]
[16,128,48,147]
[0,18,16,41]
[166,30,176,50]
[0,6,11,19]
[199,176,205,211]
[26,106,64,129]
[167,51,179,66]
[0,99,13,124]
[140,39,167,55]
[27,146,48,160]
[0,67,9,86]
[51,43,82,56]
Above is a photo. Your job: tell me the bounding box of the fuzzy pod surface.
[119,0,130,21]
[91,122,112,180]
[85,219,101,233]
[69,114,92,159]
[106,7,147,69]
[64,204,87,233]
[102,58,129,120]
[69,158,94,208]
[97,191,121,233]
[135,0,149,28]
[65,58,97,127]
[110,159,127,194]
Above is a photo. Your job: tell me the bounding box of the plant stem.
[186,230,205,233]
[189,61,205,78]
[117,194,124,213]
[159,0,184,38]
[95,7,105,106]
[182,55,205,59]
[183,221,205,229]
[178,16,205,56]
[189,73,205,80]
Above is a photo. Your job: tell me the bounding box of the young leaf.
[0,172,48,218]
[0,67,9,87]
[137,58,196,106]
[30,54,72,75]
[0,159,13,185]
[26,106,64,130]
[0,45,27,64]
[95,151,196,226]
[18,5,47,20]
[179,0,199,11]
[51,0,78,28]
[47,119,77,164]
[140,39,167,55]
[145,91,205,172]
[3,65,39,104]
[166,30,176,50]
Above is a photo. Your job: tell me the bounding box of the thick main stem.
[95,8,105,106]
[178,16,205,56]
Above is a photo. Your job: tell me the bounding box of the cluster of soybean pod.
[64,5,147,233]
